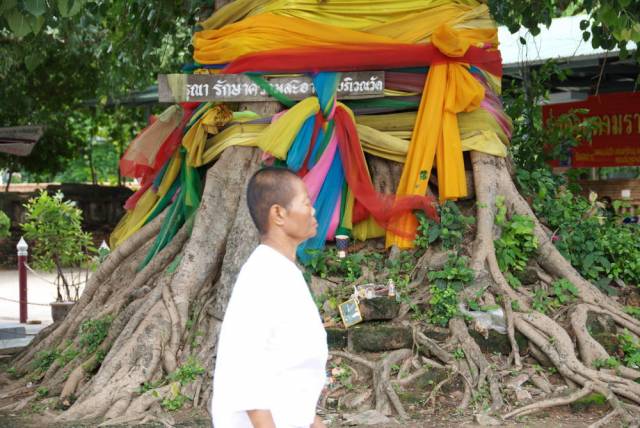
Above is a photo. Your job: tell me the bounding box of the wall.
[0,184,133,267]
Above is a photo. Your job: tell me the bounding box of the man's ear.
[269,204,286,228]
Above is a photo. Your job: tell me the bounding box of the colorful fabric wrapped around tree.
[111,0,513,266]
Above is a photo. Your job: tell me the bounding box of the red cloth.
[333,106,438,237]
[120,102,199,211]
[120,102,199,182]
[224,43,502,77]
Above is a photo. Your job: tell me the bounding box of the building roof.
[498,14,636,69]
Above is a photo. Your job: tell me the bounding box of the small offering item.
[335,234,349,258]
[338,298,363,328]
[388,278,396,298]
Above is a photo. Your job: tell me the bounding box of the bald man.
[212,167,328,428]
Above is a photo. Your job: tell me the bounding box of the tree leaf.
[30,15,45,34]
[5,8,32,37]
[68,0,84,17]
[24,53,44,72]
[23,0,47,17]
[57,0,70,17]
[0,0,17,14]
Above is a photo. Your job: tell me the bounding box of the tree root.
[331,349,412,418]
[11,214,164,374]
[504,382,593,420]
[426,367,461,410]
[450,318,503,412]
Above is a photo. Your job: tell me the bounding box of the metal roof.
[498,14,637,69]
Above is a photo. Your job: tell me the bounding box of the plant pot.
[50,301,75,323]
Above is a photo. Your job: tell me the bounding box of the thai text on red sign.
[542,92,640,167]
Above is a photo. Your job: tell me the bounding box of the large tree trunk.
[1,150,639,427]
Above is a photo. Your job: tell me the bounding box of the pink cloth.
[326,189,342,240]
[302,132,338,203]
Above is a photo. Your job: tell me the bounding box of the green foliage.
[0,2,208,178]
[0,210,10,239]
[78,316,112,355]
[552,278,580,304]
[593,356,620,369]
[489,0,640,59]
[452,348,465,360]
[494,196,538,287]
[32,349,60,373]
[427,254,475,291]
[385,251,414,289]
[137,380,164,395]
[517,167,640,287]
[161,390,188,411]
[415,202,475,250]
[503,61,600,171]
[426,254,474,326]
[56,346,80,367]
[618,330,640,369]
[21,191,95,301]
[305,248,385,284]
[532,278,579,313]
[36,386,48,398]
[167,356,205,386]
[427,285,459,327]
[625,306,640,321]
[332,362,354,390]
[6,366,18,378]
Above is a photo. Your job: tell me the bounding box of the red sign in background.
[542,91,640,168]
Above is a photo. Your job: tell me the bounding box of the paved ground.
[0,268,59,324]
[0,268,85,350]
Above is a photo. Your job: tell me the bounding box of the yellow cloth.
[254,97,319,159]
[200,0,479,31]
[183,105,233,167]
[194,14,398,65]
[353,217,386,241]
[194,107,507,167]
[110,151,183,248]
[386,25,487,248]
[357,110,509,153]
[194,3,498,65]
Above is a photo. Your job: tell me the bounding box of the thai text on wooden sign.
[543,92,640,167]
[158,72,385,103]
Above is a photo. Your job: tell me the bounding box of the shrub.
[0,210,10,239]
[21,191,95,301]
[415,202,475,250]
[427,254,474,326]
[517,168,640,288]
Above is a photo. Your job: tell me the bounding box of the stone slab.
[469,329,528,356]
[326,327,348,350]
[359,297,400,321]
[348,323,413,353]
[0,324,25,340]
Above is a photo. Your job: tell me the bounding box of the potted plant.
[21,191,95,322]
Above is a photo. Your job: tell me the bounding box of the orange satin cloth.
[386,25,488,248]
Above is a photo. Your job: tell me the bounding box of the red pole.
[17,237,28,324]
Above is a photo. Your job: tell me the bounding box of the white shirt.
[212,245,328,428]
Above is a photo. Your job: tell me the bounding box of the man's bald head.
[246,167,300,235]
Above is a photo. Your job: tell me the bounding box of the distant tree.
[0,1,211,179]
[490,0,640,58]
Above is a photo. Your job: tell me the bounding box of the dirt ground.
[0,401,616,428]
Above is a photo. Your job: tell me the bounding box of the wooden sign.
[158,72,385,103]
[0,126,44,156]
